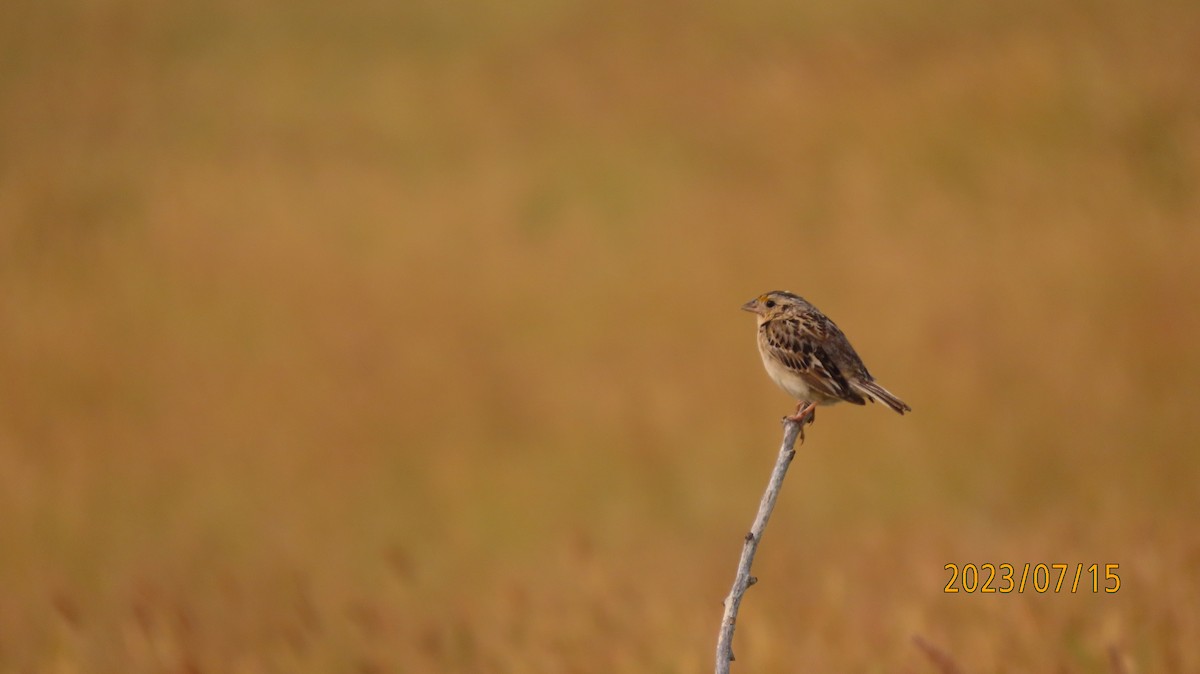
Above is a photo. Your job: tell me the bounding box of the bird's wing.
[761,316,866,404]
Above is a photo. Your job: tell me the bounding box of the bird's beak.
[740,298,759,313]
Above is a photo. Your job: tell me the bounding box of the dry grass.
[1,0,1199,671]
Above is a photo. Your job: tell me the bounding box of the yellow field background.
[2,0,1198,671]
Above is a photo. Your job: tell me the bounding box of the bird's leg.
[783,401,817,441]
[786,400,816,423]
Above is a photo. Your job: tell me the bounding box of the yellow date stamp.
[944,563,1120,594]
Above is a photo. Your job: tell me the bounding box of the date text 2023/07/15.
[944,563,1120,594]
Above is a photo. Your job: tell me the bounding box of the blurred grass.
[1,0,1199,671]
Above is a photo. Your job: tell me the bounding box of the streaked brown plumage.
[741,291,910,427]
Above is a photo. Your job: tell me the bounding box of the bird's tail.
[853,380,911,415]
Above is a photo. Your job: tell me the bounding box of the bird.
[741,291,910,433]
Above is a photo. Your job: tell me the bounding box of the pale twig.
[715,414,808,674]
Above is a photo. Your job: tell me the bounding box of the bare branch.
[912,635,964,674]
[1107,645,1130,674]
[714,416,807,674]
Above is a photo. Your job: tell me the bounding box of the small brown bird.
[742,291,910,430]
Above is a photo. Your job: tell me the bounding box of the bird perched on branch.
[741,291,910,432]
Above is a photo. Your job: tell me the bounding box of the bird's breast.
[758,346,812,400]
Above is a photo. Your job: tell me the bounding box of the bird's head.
[741,291,808,321]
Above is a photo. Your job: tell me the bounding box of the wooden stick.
[714,415,807,674]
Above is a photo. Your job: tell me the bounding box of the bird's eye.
[765,300,776,308]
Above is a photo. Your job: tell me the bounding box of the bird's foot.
[782,401,817,442]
